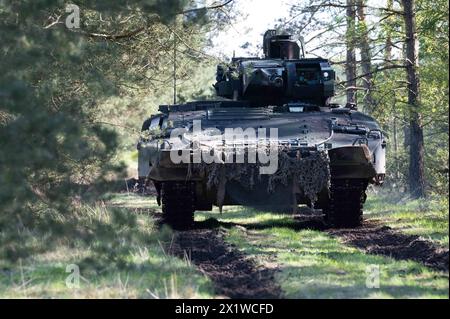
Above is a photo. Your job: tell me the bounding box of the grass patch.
[2,190,446,299]
[198,205,449,299]
[364,193,449,248]
[0,194,213,298]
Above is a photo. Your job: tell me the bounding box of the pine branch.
[337,64,407,85]
[180,0,235,14]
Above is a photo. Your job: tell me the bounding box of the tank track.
[325,179,368,228]
[161,181,195,230]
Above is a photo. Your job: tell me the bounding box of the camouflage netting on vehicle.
[190,150,330,211]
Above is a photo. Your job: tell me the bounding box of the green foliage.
[280,0,449,195]
[0,0,223,260]
[371,0,449,194]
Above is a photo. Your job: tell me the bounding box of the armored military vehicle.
[137,30,386,229]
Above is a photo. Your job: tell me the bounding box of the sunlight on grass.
[4,191,446,299]
[106,192,160,210]
[199,205,449,299]
[0,253,212,298]
[365,194,449,248]
[0,194,213,299]
[196,205,294,226]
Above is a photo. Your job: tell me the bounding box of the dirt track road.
[328,221,449,272]
[165,218,448,299]
[171,228,281,299]
[127,182,448,298]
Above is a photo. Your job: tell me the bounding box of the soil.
[169,228,281,299]
[328,221,449,272]
[128,183,448,297]
[163,218,448,299]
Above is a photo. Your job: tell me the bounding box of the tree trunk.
[356,0,375,112]
[346,0,357,104]
[384,0,394,62]
[393,114,400,180]
[401,0,426,198]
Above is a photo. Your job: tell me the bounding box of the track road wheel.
[161,182,195,230]
[325,179,368,228]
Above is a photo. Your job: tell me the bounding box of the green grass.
[197,201,449,299]
[364,193,449,248]
[1,191,447,299]
[0,194,213,298]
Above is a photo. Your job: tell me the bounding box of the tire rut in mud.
[169,228,281,299]
[328,221,449,272]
